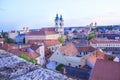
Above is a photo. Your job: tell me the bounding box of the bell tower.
[55,14,64,36]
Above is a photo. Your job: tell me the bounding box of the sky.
[0,0,120,31]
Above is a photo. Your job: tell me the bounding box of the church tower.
[55,14,64,36]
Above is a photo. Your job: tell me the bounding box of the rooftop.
[26,27,58,36]
[61,66,91,80]
[29,39,62,48]
[89,59,120,80]
[60,43,78,56]
[87,49,115,65]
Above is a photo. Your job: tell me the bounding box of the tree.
[4,38,8,44]
[19,54,29,61]
[88,33,96,40]
[23,38,25,44]
[19,54,37,64]
[58,36,65,44]
[8,38,15,43]
[56,64,64,71]
[29,58,37,65]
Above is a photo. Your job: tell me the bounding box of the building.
[0,38,4,44]
[49,43,81,67]
[86,49,119,68]
[89,38,120,48]
[25,14,64,43]
[77,46,96,57]
[89,59,120,80]
[8,30,19,40]
[28,39,62,52]
[15,34,25,44]
[0,43,45,66]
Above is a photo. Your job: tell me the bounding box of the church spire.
[60,15,63,21]
[55,13,59,21]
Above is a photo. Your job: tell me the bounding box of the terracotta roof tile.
[60,43,78,56]
[89,59,120,80]
[87,49,115,65]
[77,46,96,52]
[0,38,4,42]
[26,27,57,36]
[9,49,39,58]
[29,40,61,47]
[0,44,40,58]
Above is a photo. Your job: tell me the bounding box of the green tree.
[29,58,37,65]
[4,38,8,44]
[58,36,65,44]
[88,33,96,40]
[56,64,64,71]
[19,54,29,61]
[19,54,37,64]
[8,38,15,43]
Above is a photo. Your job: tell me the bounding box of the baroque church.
[25,14,64,43]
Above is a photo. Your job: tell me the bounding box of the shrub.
[29,58,37,65]
[88,33,96,40]
[19,54,29,61]
[58,36,65,44]
[56,64,64,71]
[19,54,37,64]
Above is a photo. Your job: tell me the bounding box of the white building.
[49,49,81,67]
[89,38,120,48]
[8,30,19,40]
[30,44,45,66]
[49,43,82,67]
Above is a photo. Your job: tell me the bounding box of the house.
[89,59,120,80]
[15,34,25,44]
[86,49,119,68]
[8,30,19,40]
[49,43,81,67]
[0,43,45,65]
[30,44,45,65]
[25,14,64,43]
[89,38,120,48]
[0,38,4,44]
[97,33,120,40]
[77,46,96,57]
[28,39,62,52]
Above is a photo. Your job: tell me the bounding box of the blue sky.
[0,0,120,31]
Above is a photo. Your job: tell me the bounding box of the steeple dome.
[60,15,63,21]
[55,14,59,21]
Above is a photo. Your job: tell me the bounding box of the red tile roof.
[89,59,120,80]
[30,44,41,51]
[29,40,61,47]
[87,49,115,65]
[0,38,4,42]
[26,27,58,36]
[0,44,40,58]
[77,46,96,52]
[60,43,78,56]
[0,43,16,51]
[9,49,39,58]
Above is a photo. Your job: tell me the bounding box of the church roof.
[26,27,58,36]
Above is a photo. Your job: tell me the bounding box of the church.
[25,14,64,43]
